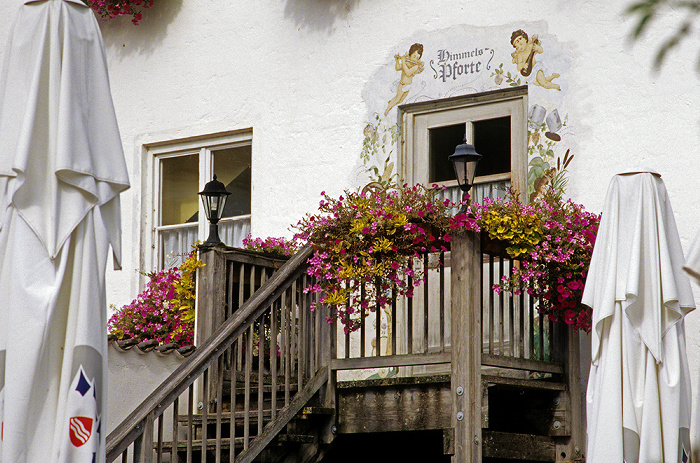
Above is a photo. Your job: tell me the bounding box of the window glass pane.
[473,116,510,177]
[429,124,465,183]
[213,146,251,218]
[161,154,199,226]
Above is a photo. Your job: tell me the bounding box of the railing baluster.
[226,262,233,321]
[519,273,525,359]
[284,288,291,406]
[508,258,515,357]
[360,280,366,358]
[528,294,535,360]
[344,280,351,359]
[294,279,303,389]
[407,260,413,355]
[391,285,397,356]
[215,356,223,463]
[423,253,429,354]
[297,277,306,382]
[538,306,545,361]
[439,251,445,351]
[157,414,164,462]
[498,256,505,356]
[375,276,382,357]
[201,369,208,463]
[257,312,264,436]
[271,300,279,422]
[137,413,154,463]
[488,254,495,355]
[238,263,245,311]
[187,385,193,463]
[171,397,179,463]
[244,324,253,449]
[231,340,238,462]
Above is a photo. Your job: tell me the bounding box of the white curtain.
[159,216,251,268]
[435,180,510,212]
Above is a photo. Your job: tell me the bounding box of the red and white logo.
[69,416,93,447]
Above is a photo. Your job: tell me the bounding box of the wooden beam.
[481,353,564,375]
[330,352,451,371]
[337,380,451,434]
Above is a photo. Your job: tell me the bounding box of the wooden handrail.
[106,245,314,461]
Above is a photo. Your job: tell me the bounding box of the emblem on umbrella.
[69,416,93,447]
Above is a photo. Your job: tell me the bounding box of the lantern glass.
[449,141,482,192]
[198,175,231,245]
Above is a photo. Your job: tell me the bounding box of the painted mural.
[360,22,574,200]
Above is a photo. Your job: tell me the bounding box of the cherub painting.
[385,43,425,116]
[510,29,560,90]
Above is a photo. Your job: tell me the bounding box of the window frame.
[399,86,528,197]
[143,129,253,271]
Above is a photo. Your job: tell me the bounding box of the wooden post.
[551,323,584,462]
[196,245,228,345]
[450,230,482,463]
[195,245,227,415]
[566,328,584,462]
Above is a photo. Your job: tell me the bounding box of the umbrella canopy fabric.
[0,0,129,461]
[684,232,700,284]
[583,169,694,463]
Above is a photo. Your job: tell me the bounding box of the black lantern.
[198,174,231,246]
[449,138,482,211]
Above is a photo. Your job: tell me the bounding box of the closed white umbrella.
[583,169,694,463]
[684,231,700,284]
[0,0,129,461]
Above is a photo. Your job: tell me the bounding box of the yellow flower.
[324,289,348,306]
[374,237,393,253]
[350,220,367,234]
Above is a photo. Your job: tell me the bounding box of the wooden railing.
[331,236,560,377]
[106,245,333,463]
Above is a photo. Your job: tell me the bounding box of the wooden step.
[158,432,318,453]
[179,405,335,427]
[482,374,566,391]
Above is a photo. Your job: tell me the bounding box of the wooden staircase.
[163,372,335,462]
[106,232,584,463]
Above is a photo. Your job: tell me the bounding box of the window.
[147,131,252,269]
[400,86,527,206]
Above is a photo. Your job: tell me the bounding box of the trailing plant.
[294,183,455,333]
[82,0,153,25]
[453,189,543,259]
[458,189,600,332]
[242,235,300,257]
[108,251,204,346]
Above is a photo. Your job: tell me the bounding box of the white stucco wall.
[106,346,186,434]
[1,0,700,443]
